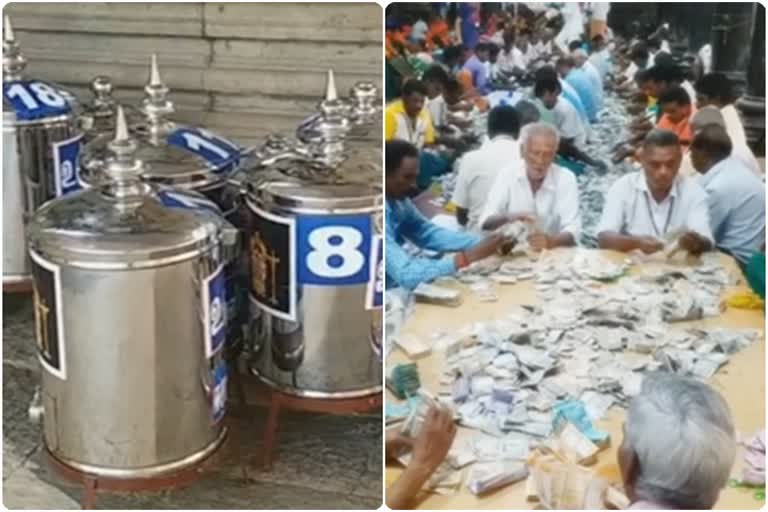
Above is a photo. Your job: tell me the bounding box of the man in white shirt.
[597,129,713,255]
[479,122,581,251]
[533,71,605,169]
[497,31,527,77]
[695,73,761,175]
[453,105,523,232]
[423,65,450,130]
[690,124,765,265]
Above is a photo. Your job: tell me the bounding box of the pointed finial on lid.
[325,69,338,101]
[142,53,174,127]
[3,15,26,79]
[4,15,14,43]
[114,105,129,142]
[150,53,162,87]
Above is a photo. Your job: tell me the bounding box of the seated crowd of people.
[385,4,764,509]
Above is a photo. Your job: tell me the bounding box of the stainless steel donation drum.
[238,71,383,398]
[2,16,81,290]
[80,55,247,350]
[27,108,232,478]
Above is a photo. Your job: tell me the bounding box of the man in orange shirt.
[656,86,695,150]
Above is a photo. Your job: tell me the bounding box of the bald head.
[691,106,726,133]
[690,124,732,173]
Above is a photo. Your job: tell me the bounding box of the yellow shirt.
[384,99,435,149]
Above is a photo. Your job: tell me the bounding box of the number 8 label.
[297,215,372,286]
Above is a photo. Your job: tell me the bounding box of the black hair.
[535,65,559,81]
[444,76,463,95]
[402,79,428,97]
[647,63,683,84]
[642,129,680,149]
[556,56,575,68]
[488,43,500,57]
[629,42,649,61]
[488,105,521,139]
[695,73,736,104]
[647,37,661,51]
[652,52,675,69]
[385,140,419,175]
[534,76,561,97]
[658,85,691,106]
[422,65,450,86]
[442,45,463,63]
[691,124,733,161]
[475,42,490,53]
[635,68,650,84]
[568,40,583,52]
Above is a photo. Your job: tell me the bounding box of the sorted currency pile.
[397,249,761,498]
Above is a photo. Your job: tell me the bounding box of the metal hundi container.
[27,108,233,477]
[237,71,383,398]
[79,54,247,351]
[2,16,81,290]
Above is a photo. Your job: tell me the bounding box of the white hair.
[626,373,736,509]
[519,122,560,151]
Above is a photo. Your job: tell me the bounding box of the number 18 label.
[296,215,372,286]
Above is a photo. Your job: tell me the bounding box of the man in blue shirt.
[556,56,599,122]
[456,2,481,51]
[461,42,492,95]
[689,124,765,266]
[385,140,505,290]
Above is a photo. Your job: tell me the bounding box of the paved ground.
[2,294,382,510]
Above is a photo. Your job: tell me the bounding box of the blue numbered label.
[296,215,372,286]
[203,264,227,358]
[157,189,222,216]
[211,359,228,424]
[366,235,383,310]
[167,127,240,172]
[3,81,72,121]
[53,134,84,197]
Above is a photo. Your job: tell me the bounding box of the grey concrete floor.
[2,294,382,510]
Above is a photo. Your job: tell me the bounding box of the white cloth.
[681,80,697,105]
[452,136,522,232]
[698,44,713,74]
[622,61,639,81]
[498,47,527,73]
[553,97,587,148]
[479,162,582,239]
[556,3,585,53]
[721,104,761,175]
[596,171,714,243]
[411,19,428,42]
[590,2,611,21]
[426,95,447,129]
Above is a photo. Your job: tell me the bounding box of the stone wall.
[4,2,382,146]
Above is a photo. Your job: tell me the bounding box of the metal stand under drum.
[255,386,382,471]
[45,429,227,510]
[3,276,32,294]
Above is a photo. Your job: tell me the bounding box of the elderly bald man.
[479,122,581,251]
[620,373,737,509]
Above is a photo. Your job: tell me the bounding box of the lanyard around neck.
[643,191,675,238]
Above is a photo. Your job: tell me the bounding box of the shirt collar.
[698,156,731,187]
[635,171,679,201]
[517,164,557,191]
